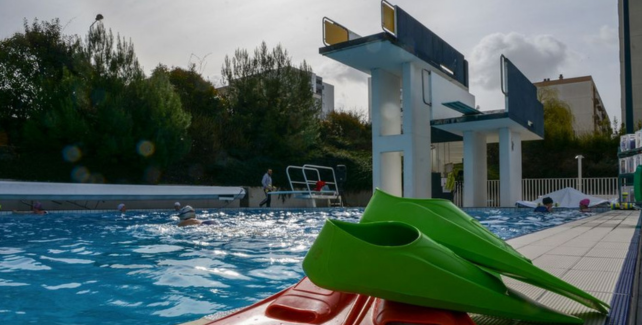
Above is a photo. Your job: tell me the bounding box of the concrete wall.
[0,187,373,212]
[620,0,642,129]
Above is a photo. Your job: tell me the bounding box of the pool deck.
[472,209,641,325]
[181,209,642,325]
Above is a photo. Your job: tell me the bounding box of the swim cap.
[179,205,196,220]
[174,202,181,207]
[117,203,125,211]
[579,199,590,206]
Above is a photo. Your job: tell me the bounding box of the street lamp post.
[89,14,104,29]
[575,155,584,192]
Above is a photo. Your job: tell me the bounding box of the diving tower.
[320,1,543,207]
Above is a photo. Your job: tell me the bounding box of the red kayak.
[206,277,475,325]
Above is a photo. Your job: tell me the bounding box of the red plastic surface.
[206,277,476,325]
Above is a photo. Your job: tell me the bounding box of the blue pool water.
[0,208,595,324]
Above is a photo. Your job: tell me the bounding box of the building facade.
[619,0,642,132]
[534,75,611,136]
[310,73,335,118]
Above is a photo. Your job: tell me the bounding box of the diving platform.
[321,1,544,207]
[269,165,343,207]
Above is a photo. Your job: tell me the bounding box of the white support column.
[371,68,402,196]
[463,131,487,207]
[401,62,431,198]
[499,128,522,207]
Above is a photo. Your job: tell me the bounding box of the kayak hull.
[206,277,476,325]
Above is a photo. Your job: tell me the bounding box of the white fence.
[453,177,618,207]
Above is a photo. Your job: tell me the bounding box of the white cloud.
[469,32,575,91]
[585,25,618,48]
[317,61,367,85]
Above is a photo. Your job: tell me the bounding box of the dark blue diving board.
[442,101,482,115]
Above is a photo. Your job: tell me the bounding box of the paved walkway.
[181,210,641,325]
[472,210,640,325]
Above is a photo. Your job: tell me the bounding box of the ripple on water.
[0,279,29,286]
[153,272,229,288]
[109,264,154,269]
[0,247,24,255]
[133,245,183,254]
[40,256,94,264]
[0,256,51,271]
[152,296,225,317]
[247,265,301,280]
[193,267,252,281]
[42,282,82,290]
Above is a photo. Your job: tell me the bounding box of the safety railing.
[452,177,617,207]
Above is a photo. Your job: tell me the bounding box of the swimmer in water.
[177,205,215,227]
[117,203,127,213]
[177,205,201,227]
[13,202,47,215]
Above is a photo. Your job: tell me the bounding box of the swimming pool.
[0,208,596,324]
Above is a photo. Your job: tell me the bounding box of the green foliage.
[126,67,191,168]
[0,19,190,183]
[320,110,371,151]
[168,66,226,170]
[0,17,377,191]
[0,18,80,144]
[538,87,575,144]
[221,42,320,162]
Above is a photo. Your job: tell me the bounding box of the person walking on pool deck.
[534,197,553,213]
[259,168,275,208]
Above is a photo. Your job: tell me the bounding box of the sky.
[0,0,621,123]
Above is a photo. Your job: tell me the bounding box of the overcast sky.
[0,0,621,123]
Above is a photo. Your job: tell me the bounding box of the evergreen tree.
[221,42,320,163]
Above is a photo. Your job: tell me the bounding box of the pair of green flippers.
[302,189,609,323]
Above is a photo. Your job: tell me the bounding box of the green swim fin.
[303,219,582,323]
[360,188,610,313]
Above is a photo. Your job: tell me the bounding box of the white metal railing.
[452,177,617,207]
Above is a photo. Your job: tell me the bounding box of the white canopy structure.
[516,187,610,208]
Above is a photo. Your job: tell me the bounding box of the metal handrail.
[500,54,508,96]
[421,69,432,107]
[284,165,340,198]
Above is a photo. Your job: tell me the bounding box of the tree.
[538,87,575,143]
[0,19,191,183]
[0,18,81,146]
[168,66,226,168]
[320,110,371,151]
[221,42,320,164]
[126,66,191,170]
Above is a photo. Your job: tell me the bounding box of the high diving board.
[269,165,343,207]
[442,101,482,115]
[0,181,246,201]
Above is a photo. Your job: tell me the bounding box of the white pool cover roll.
[516,187,610,208]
